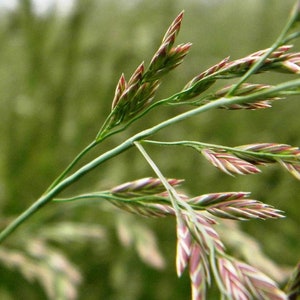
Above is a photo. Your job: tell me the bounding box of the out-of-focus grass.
[0,0,299,299]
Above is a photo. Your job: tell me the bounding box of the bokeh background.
[0,0,299,299]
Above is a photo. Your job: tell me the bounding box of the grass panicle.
[174,45,300,105]
[1,3,300,300]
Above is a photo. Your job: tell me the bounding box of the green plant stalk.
[227,0,300,96]
[45,71,300,193]
[46,110,119,192]
[134,141,208,220]
[134,141,182,215]
[142,140,300,162]
[209,247,229,298]
[134,141,221,243]
[46,97,174,191]
[54,193,170,204]
[1,78,300,243]
[45,140,98,193]
[134,141,220,284]
[43,2,300,190]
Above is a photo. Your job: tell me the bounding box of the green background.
[0,0,299,299]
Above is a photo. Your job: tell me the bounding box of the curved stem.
[95,110,116,140]
[54,193,170,204]
[98,99,169,140]
[46,113,121,193]
[1,78,300,243]
[142,140,300,162]
[227,1,300,96]
[0,137,135,243]
[134,142,181,214]
[210,249,229,298]
[45,140,98,192]
[102,86,192,139]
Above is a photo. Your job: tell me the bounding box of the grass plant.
[1,1,300,299]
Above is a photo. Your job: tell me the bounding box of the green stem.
[45,112,117,194]
[142,140,299,162]
[45,140,98,192]
[209,249,229,298]
[98,99,169,140]
[134,141,221,256]
[46,112,119,193]
[101,84,196,140]
[54,192,170,204]
[283,30,300,44]
[227,0,300,96]
[1,78,300,243]
[0,137,134,243]
[134,142,181,215]
[54,192,109,202]
[95,110,116,141]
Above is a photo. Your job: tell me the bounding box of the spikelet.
[218,258,287,300]
[201,148,261,176]
[111,177,183,198]
[109,12,191,129]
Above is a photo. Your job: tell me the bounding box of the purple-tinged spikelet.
[201,149,261,176]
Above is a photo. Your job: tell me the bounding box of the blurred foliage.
[0,0,299,299]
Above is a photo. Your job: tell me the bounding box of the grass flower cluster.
[1,1,300,299]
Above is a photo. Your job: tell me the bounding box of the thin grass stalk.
[1,78,300,243]
[226,0,300,96]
